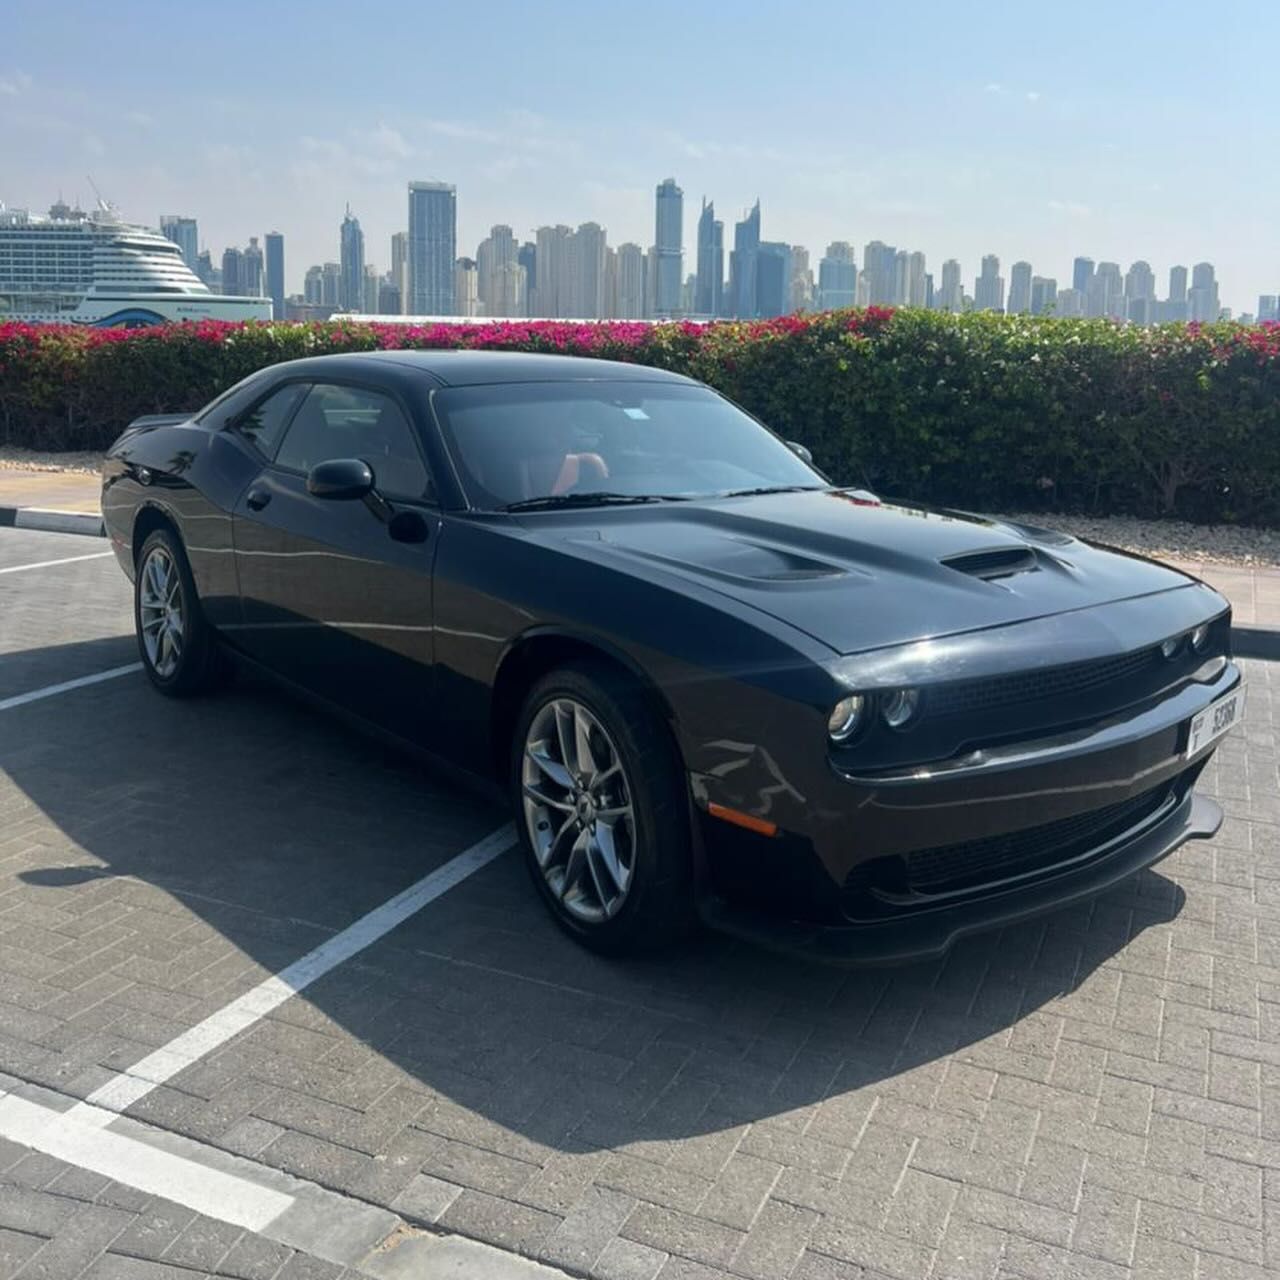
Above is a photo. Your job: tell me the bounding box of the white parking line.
[0,551,114,575]
[75,821,516,1121]
[0,663,143,712]
[0,1091,293,1231]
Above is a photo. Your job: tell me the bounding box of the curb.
[1,506,1278,660]
[0,506,105,537]
[1234,627,1280,662]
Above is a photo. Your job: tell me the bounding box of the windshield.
[431,380,825,511]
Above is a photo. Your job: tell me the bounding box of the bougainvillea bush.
[2,309,1279,525]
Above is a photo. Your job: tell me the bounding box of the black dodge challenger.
[102,351,1244,961]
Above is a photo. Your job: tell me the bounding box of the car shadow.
[3,634,1187,1159]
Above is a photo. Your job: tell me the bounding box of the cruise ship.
[0,201,272,326]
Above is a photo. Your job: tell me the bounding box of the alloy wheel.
[139,545,185,679]
[522,696,637,923]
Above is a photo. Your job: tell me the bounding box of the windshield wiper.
[499,491,689,513]
[719,485,827,498]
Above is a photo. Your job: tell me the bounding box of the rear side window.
[234,383,308,457]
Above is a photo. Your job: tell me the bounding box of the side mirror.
[787,440,814,465]
[307,458,375,500]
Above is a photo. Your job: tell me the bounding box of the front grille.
[927,647,1161,720]
[903,783,1172,894]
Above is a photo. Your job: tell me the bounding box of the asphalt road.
[1,524,1278,1280]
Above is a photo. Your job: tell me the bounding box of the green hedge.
[3,310,1279,525]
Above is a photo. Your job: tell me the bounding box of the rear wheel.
[513,661,695,954]
[134,528,227,696]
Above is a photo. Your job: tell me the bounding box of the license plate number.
[1185,687,1244,758]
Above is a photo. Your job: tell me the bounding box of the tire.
[134,527,228,697]
[512,660,695,955]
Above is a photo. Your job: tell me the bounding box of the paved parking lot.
[1,525,1279,1280]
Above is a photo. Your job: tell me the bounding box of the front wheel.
[513,661,695,954]
[134,528,227,696]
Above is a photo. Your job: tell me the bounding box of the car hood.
[544,490,1197,655]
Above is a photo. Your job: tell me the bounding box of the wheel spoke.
[585,838,611,911]
[528,744,573,791]
[141,614,166,633]
[167,624,184,658]
[523,781,573,812]
[553,703,577,782]
[560,827,591,898]
[574,707,600,782]
[594,819,631,894]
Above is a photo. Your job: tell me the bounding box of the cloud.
[1026,90,1041,103]
[0,70,32,95]
[1048,199,1091,218]
[984,82,1005,95]
[367,123,412,159]
[124,109,156,128]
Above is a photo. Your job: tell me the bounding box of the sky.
[3,0,1278,312]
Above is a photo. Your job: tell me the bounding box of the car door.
[229,379,440,745]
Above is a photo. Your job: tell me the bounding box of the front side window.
[275,383,431,500]
[233,382,308,458]
[431,381,824,510]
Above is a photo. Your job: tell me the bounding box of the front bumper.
[691,656,1240,962]
[698,790,1220,964]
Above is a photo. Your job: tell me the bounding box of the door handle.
[245,488,272,511]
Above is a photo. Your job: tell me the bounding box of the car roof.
[267,350,698,388]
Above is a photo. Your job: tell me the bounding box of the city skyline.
[4,0,1278,316]
[164,180,1274,325]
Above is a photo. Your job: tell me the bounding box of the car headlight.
[1190,623,1211,652]
[1160,636,1181,659]
[882,688,921,729]
[827,694,866,742]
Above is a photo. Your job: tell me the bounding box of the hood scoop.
[942,546,1040,580]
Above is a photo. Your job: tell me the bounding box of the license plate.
[1185,686,1245,758]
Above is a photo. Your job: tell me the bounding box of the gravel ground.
[1,447,1275,567]
[0,446,105,474]
[1002,511,1280,568]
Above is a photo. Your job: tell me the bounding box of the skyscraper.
[756,243,792,318]
[907,251,928,308]
[338,208,364,312]
[1056,287,1085,317]
[477,225,524,317]
[694,199,724,317]
[1030,276,1057,316]
[518,242,537,305]
[1088,262,1123,319]
[1260,295,1279,322]
[861,241,897,305]
[160,216,199,273]
[729,201,761,318]
[892,250,909,305]
[304,265,324,305]
[789,246,813,313]
[1072,257,1095,296]
[615,243,644,319]
[974,255,1004,311]
[1008,261,1033,313]
[570,222,607,318]
[221,248,243,297]
[1188,262,1219,322]
[408,181,456,315]
[390,232,409,315]
[242,237,264,298]
[265,232,284,320]
[817,242,857,310]
[653,178,683,317]
[533,225,572,317]
[1124,260,1156,324]
[321,262,341,308]
[362,264,380,314]
[454,258,479,317]
[938,259,964,311]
